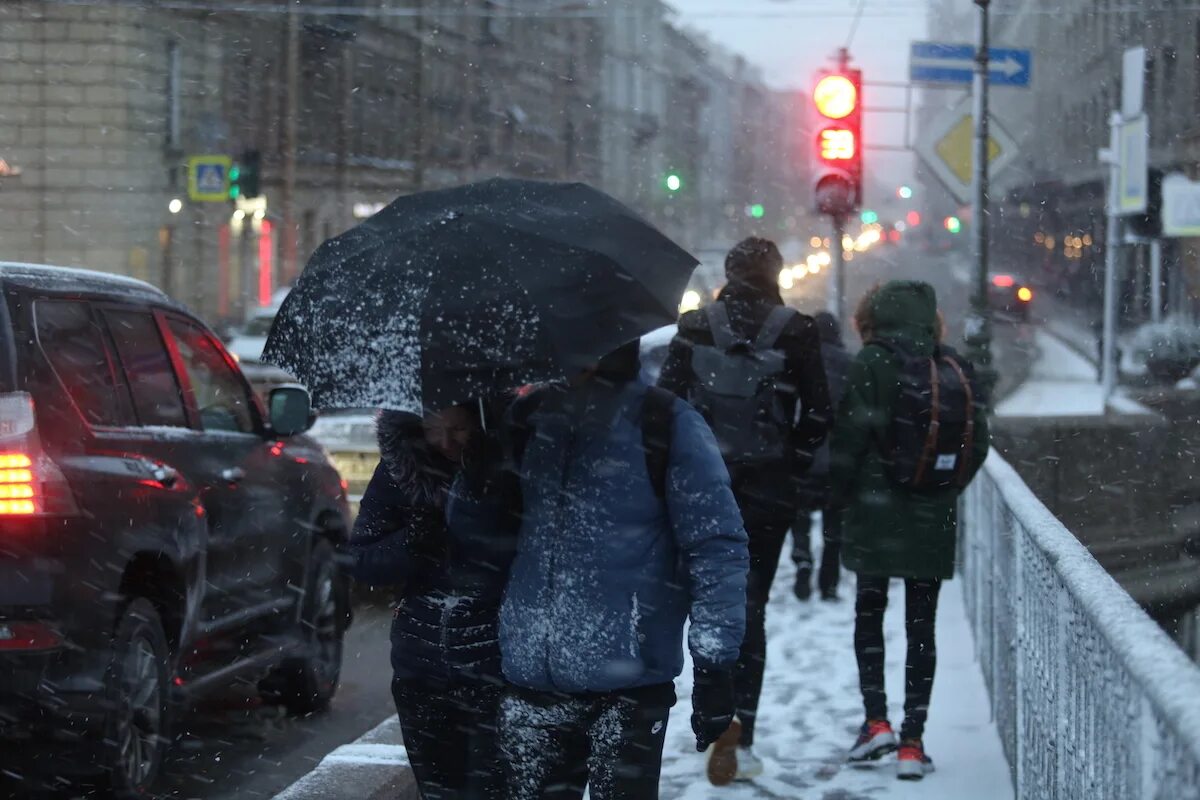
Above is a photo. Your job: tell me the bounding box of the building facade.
[1,0,797,322]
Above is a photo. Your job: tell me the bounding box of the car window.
[104,310,189,428]
[168,320,257,435]
[34,300,133,427]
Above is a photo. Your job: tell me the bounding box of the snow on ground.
[277,523,1014,800]
[996,329,1151,418]
[660,521,1013,800]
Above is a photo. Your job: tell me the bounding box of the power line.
[844,0,867,49]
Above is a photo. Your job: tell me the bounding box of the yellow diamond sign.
[916,97,1019,203]
[935,115,1002,187]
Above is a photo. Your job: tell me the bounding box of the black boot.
[794,567,812,601]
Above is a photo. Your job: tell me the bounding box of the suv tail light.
[0,621,62,651]
[0,393,75,516]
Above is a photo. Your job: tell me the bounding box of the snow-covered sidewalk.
[276,525,1014,800]
[660,529,1013,800]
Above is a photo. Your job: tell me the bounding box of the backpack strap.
[753,306,799,350]
[705,302,737,349]
[641,386,675,499]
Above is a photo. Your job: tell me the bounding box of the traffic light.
[749,203,765,219]
[906,210,921,227]
[944,216,962,234]
[664,172,683,193]
[811,68,863,217]
[861,210,878,224]
[231,149,261,200]
[898,185,913,200]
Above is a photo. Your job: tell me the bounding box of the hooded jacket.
[348,411,517,682]
[499,378,748,694]
[659,278,832,520]
[829,281,990,580]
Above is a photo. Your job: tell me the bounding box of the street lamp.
[168,198,183,214]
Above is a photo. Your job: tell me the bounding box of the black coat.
[348,412,517,684]
[659,281,833,520]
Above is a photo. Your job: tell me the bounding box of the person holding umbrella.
[347,400,516,799]
[262,178,736,799]
[497,339,749,800]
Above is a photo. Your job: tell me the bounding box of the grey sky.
[668,0,932,188]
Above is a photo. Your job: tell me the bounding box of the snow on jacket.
[347,412,517,683]
[499,379,749,694]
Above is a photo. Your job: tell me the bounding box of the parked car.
[989,272,1035,320]
[0,263,351,797]
[226,307,276,364]
[306,410,380,520]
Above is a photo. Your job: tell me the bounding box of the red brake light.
[992,275,1015,288]
[0,452,37,515]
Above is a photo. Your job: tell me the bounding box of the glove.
[691,666,736,752]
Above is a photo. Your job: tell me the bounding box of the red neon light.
[992,274,1014,288]
[258,219,274,308]
[218,224,231,318]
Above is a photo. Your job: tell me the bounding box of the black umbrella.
[262,179,697,413]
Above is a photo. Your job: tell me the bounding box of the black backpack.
[877,342,980,492]
[688,302,797,465]
[506,385,675,498]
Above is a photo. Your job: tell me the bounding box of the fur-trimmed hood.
[376,410,454,507]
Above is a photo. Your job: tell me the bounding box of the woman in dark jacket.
[348,402,517,800]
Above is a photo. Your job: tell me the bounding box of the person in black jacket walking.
[659,237,831,783]
[347,403,517,800]
[791,311,853,601]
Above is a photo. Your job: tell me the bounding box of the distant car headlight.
[679,289,702,313]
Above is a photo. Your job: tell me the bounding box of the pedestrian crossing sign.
[187,155,232,202]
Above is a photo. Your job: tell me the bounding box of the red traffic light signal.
[812,66,863,217]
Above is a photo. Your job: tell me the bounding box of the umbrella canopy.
[262,179,697,413]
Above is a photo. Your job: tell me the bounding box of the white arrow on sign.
[910,54,1025,78]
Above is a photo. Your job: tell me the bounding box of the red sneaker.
[897,739,935,780]
[847,719,897,762]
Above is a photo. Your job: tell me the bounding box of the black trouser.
[498,683,676,800]
[853,576,943,742]
[392,676,505,800]
[733,515,791,747]
[791,506,842,595]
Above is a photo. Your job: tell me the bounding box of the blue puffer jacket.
[348,414,517,684]
[499,380,749,694]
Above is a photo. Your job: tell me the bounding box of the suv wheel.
[261,538,345,714]
[103,598,170,799]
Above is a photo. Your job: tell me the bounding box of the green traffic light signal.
[228,165,241,200]
[861,210,878,224]
[665,173,683,192]
[749,204,765,219]
[945,215,962,234]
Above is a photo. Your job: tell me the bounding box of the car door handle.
[220,467,246,485]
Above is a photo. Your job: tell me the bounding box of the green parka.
[829,281,990,580]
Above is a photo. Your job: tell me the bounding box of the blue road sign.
[910,41,1032,88]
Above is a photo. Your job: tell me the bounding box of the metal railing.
[961,455,1200,800]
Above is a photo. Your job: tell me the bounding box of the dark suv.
[0,264,351,797]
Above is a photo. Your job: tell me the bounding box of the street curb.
[272,716,418,800]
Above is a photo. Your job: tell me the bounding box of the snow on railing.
[961,455,1200,800]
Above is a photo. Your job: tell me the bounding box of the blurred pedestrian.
[497,341,749,799]
[347,402,516,799]
[659,237,831,783]
[790,311,852,602]
[831,281,989,781]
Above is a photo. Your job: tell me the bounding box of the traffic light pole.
[831,214,847,323]
[1101,111,1123,399]
[966,0,995,392]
